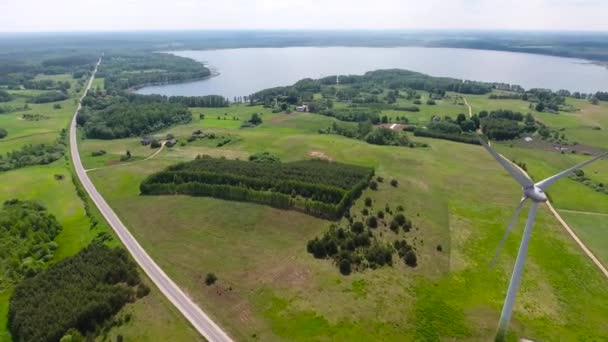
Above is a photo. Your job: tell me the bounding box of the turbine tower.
[477,137,607,341]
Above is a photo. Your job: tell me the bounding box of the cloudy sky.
[1,0,607,32]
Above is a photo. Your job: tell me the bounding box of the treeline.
[0,90,13,102]
[322,121,423,148]
[9,243,148,342]
[27,90,69,103]
[479,109,536,140]
[97,53,211,91]
[0,129,67,172]
[0,199,62,287]
[141,156,373,219]
[0,53,95,89]
[23,79,71,91]
[78,94,192,139]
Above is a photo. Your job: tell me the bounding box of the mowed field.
[0,74,202,342]
[82,101,608,341]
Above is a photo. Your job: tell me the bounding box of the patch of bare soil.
[308,150,334,161]
[269,113,299,123]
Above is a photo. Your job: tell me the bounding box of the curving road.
[70,56,233,342]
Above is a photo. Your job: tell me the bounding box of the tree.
[459,119,476,132]
[404,250,417,267]
[249,113,263,125]
[0,128,7,139]
[369,180,378,190]
[456,113,467,124]
[364,197,373,207]
[205,273,217,285]
[351,221,365,233]
[535,102,545,112]
[590,97,599,105]
[390,179,398,187]
[366,216,378,228]
[339,258,352,275]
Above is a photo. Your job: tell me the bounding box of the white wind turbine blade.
[536,152,608,190]
[477,136,534,188]
[496,201,539,340]
[490,197,527,268]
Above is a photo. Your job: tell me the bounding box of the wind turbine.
[477,136,607,341]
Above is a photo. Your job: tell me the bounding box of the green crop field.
[82,100,608,341]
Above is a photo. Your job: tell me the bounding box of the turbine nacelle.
[524,186,548,203]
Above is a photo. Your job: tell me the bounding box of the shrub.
[369,180,378,190]
[150,140,161,148]
[426,99,436,105]
[364,197,373,207]
[390,179,398,187]
[436,244,443,252]
[91,150,106,157]
[377,210,384,219]
[339,258,352,275]
[136,283,151,298]
[361,208,369,216]
[389,220,400,232]
[0,128,7,139]
[404,250,417,267]
[351,221,365,233]
[396,205,404,212]
[205,273,217,286]
[366,216,378,228]
[376,176,384,183]
[394,213,406,226]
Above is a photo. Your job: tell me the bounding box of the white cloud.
[1,0,607,32]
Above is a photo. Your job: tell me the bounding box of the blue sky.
[1,0,607,32]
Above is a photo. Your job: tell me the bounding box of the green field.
[82,101,608,341]
[558,211,608,267]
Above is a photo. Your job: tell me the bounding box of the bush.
[0,128,7,139]
[205,273,217,286]
[436,244,443,252]
[249,152,281,163]
[389,220,400,232]
[136,283,151,298]
[390,179,398,187]
[377,210,384,219]
[426,99,436,105]
[339,259,352,275]
[366,216,378,228]
[369,180,378,190]
[150,140,161,148]
[364,197,373,207]
[361,208,369,216]
[351,221,365,233]
[376,176,384,183]
[404,250,417,267]
[91,150,106,157]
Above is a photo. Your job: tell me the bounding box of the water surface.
[137,47,608,98]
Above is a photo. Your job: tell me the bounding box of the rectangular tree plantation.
[140,156,374,219]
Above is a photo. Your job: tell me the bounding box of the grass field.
[558,210,608,267]
[84,104,608,341]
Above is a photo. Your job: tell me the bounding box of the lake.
[136,47,608,98]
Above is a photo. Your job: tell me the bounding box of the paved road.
[70,56,233,342]
[463,96,608,281]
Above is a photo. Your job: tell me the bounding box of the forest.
[97,52,211,91]
[78,94,192,139]
[141,156,374,219]
[0,199,62,288]
[8,243,147,342]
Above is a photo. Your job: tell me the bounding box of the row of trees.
[27,90,68,104]
[9,243,147,342]
[0,129,67,172]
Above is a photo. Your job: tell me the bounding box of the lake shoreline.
[136,47,608,97]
